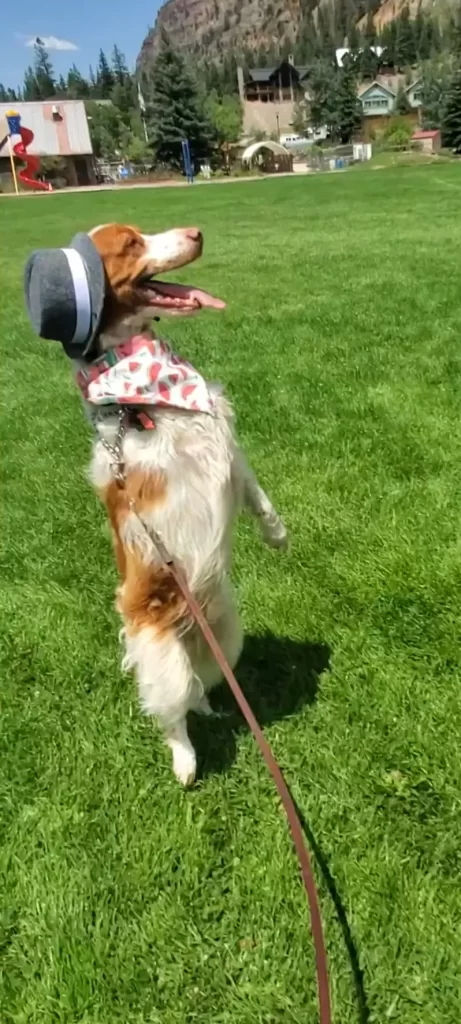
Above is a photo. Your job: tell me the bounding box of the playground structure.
[1,110,52,193]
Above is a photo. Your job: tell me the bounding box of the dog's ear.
[111,227,144,256]
[92,224,144,261]
[90,225,146,302]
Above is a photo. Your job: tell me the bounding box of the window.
[363,97,389,110]
[412,89,422,103]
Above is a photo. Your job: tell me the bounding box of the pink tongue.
[155,281,226,310]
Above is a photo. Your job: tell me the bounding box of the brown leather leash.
[102,411,332,1022]
[147,526,332,1024]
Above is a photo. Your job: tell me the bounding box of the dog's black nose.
[186,228,202,245]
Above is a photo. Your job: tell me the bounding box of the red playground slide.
[13,125,52,192]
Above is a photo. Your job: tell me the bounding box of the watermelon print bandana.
[76,335,215,426]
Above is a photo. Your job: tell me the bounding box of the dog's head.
[89,223,225,342]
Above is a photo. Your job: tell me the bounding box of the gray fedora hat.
[24,232,105,360]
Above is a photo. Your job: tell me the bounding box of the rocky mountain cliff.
[137,0,449,69]
[138,0,304,65]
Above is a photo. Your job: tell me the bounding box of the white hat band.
[61,248,92,344]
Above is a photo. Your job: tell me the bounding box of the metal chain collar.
[99,408,127,484]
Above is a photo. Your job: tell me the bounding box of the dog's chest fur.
[88,387,243,591]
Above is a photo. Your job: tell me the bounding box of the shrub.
[382,117,412,148]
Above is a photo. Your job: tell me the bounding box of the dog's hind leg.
[188,582,244,702]
[128,626,201,786]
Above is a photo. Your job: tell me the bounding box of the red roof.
[412,130,440,139]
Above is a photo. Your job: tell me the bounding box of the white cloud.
[25,35,78,51]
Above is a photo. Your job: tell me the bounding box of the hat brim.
[70,232,106,359]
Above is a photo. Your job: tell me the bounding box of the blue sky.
[1,0,161,90]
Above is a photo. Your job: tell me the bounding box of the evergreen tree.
[418,18,435,61]
[316,8,336,61]
[23,65,40,100]
[298,13,320,63]
[144,43,213,167]
[347,20,361,52]
[394,82,411,114]
[430,18,441,58]
[291,101,309,135]
[395,7,417,68]
[335,0,350,45]
[112,44,129,85]
[85,99,125,158]
[379,20,397,65]
[204,90,242,147]
[445,9,461,58]
[221,54,239,95]
[309,59,339,133]
[363,10,376,44]
[442,66,461,151]
[414,9,426,60]
[67,64,90,99]
[202,61,224,96]
[96,49,114,98]
[56,75,68,97]
[421,57,451,130]
[111,78,136,120]
[0,84,8,102]
[360,43,379,79]
[33,40,56,98]
[336,61,362,142]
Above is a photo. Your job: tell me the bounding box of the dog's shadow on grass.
[189,632,331,779]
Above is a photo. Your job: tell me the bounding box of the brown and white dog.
[81,223,287,785]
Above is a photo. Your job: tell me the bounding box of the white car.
[280,134,305,147]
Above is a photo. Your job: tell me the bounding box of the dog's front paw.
[261,514,288,551]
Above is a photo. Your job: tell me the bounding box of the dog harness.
[75,334,215,429]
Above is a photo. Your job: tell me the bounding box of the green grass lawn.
[2,165,461,1023]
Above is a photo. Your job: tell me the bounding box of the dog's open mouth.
[137,277,226,315]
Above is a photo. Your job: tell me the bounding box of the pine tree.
[395,7,417,68]
[445,9,461,58]
[0,84,7,102]
[421,58,451,130]
[360,44,379,79]
[379,20,398,66]
[96,49,114,98]
[56,75,67,97]
[316,8,336,60]
[33,40,56,98]
[309,59,339,133]
[67,64,90,99]
[144,43,213,167]
[414,9,425,59]
[416,16,433,61]
[112,45,129,85]
[363,10,375,44]
[335,0,350,45]
[23,65,40,101]
[442,66,461,151]
[111,78,136,120]
[347,20,361,52]
[394,83,411,114]
[336,62,362,143]
[204,90,242,147]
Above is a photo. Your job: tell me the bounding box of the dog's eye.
[126,235,142,252]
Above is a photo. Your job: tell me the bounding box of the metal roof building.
[0,100,92,156]
[0,100,95,189]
